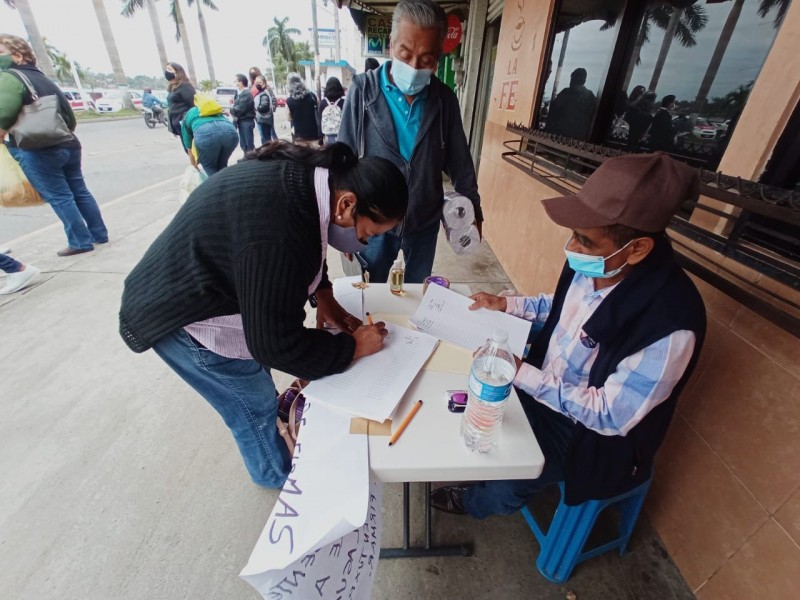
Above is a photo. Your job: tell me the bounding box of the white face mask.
[390,56,434,96]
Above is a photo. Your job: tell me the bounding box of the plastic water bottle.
[461,329,517,453]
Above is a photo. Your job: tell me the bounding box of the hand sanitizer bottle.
[389,249,405,296]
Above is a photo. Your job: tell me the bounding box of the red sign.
[443,14,463,54]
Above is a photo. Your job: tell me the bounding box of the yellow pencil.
[388,400,423,447]
[366,312,374,326]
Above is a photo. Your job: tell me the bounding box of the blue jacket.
[338,65,481,235]
[142,92,162,109]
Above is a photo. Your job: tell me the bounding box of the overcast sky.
[544,0,781,103]
[0,0,364,84]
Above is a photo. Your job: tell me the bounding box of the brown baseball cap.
[541,153,699,232]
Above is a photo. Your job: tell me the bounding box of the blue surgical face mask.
[564,238,633,279]
[390,57,433,96]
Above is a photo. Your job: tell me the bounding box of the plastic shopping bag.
[0,145,44,208]
[177,165,207,206]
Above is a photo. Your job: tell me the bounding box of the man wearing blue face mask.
[337,0,481,283]
[432,153,707,518]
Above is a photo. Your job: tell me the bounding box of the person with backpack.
[254,75,278,145]
[181,95,239,177]
[318,77,345,146]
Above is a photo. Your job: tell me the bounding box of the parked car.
[213,87,237,114]
[95,92,124,113]
[95,90,143,113]
[60,89,94,112]
[692,118,717,140]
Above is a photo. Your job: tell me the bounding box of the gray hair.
[286,72,308,100]
[391,0,447,55]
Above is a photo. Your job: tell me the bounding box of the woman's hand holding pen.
[353,320,388,360]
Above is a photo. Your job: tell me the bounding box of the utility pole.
[332,1,341,62]
[310,0,322,100]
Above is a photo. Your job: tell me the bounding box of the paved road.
[1,108,294,244]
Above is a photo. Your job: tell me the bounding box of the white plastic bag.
[177,165,207,205]
[441,191,480,255]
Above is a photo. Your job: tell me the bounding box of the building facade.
[474,0,799,595]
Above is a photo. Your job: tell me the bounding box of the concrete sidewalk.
[0,177,693,599]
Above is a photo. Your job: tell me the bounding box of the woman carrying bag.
[0,34,108,257]
[119,141,408,489]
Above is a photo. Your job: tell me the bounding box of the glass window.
[534,0,625,140]
[603,0,787,169]
[533,0,788,171]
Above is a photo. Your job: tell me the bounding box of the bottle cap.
[491,329,509,344]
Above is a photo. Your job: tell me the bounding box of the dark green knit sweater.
[119,159,356,380]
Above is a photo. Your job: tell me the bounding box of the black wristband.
[309,293,318,308]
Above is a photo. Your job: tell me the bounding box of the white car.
[95,90,143,113]
[213,87,237,114]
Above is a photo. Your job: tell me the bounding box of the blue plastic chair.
[520,478,652,583]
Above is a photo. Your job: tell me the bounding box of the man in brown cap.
[432,153,707,517]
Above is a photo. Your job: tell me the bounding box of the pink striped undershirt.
[182,167,330,359]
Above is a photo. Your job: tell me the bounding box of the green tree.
[3,0,57,78]
[264,16,302,73]
[272,51,288,88]
[43,39,85,84]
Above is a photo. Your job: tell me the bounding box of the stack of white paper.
[303,323,438,422]
[410,283,531,356]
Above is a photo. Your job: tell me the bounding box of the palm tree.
[758,0,790,27]
[91,0,127,84]
[186,0,218,85]
[693,0,790,115]
[3,0,57,78]
[648,4,707,92]
[264,17,301,73]
[169,0,197,82]
[121,0,169,70]
[693,0,745,115]
[43,39,85,83]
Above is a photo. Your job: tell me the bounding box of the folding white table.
[356,283,545,558]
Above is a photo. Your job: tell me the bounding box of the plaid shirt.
[508,273,695,436]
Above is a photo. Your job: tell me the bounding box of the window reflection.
[605,0,786,170]
[535,0,624,140]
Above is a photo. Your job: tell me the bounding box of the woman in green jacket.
[180,97,239,176]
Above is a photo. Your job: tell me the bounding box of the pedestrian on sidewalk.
[119,142,408,488]
[286,73,320,148]
[318,77,345,146]
[181,97,238,177]
[0,34,108,257]
[0,252,40,295]
[231,74,256,153]
[165,62,196,151]
[254,75,278,145]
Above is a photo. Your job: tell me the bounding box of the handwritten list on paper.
[409,283,531,356]
[303,323,438,422]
